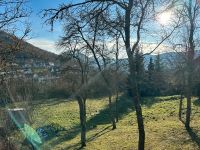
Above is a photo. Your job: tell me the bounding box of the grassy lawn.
[4,95,200,150]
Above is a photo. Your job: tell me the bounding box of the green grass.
[4,96,200,149]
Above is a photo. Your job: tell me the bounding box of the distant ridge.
[0,30,58,62]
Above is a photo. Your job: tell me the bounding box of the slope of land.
[5,95,200,150]
[0,30,58,62]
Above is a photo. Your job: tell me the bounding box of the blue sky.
[27,0,69,54]
[26,0,171,55]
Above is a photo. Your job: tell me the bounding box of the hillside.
[8,95,200,150]
[0,31,58,63]
[0,31,61,81]
[117,50,200,70]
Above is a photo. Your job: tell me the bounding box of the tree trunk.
[132,90,145,150]
[129,66,145,150]
[115,91,119,122]
[179,94,183,120]
[185,91,191,129]
[128,59,145,150]
[185,0,194,130]
[128,57,145,150]
[109,95,116,130]
[124,0,145,149]
[185,57,193,129]
[77,98,86,147]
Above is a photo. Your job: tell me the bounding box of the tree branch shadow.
[38,94,180,149]
[193,98,200,106]
[44,94,180,148]
[87,125,112,142]
[47,94,134,148]
[179,114,200,149]
[62,125,112,150]
[186,127,200,148]
[179,117,185,124]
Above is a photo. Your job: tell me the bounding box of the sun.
[157,11,172,25]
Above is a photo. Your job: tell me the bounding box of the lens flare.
[157,11,172,25]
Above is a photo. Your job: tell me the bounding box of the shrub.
[46,88,70,99]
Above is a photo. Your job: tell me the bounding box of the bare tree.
[0,1,30,149]
[56,6,117,130]
[169,0,200,129]
[43,1,178,149]
[59,39,92,147]
[184,0,197,129]
[114,32,120,122]
[0,0,30,83]
[168,49,186,120]
[0,0,28,29]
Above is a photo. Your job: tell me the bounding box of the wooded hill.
[0,31,58,64]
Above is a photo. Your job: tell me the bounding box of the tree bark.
[77,97,86,147]
[131,84,145,150]
[185,0,195,130]
[135,98,145,150]
[115,91,119,122]
[179,94,183,120]
[109,95,116,130]
[124,0,145,149]
[128,58,145,150]
[185,87,191,129]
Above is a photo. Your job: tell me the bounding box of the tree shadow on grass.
[62,125,112,150]
[87,125,112,142]
[46,94,134,148]
[141,95,180,108]
[186,127,200,149]
[31,98,72,107]
[43,94,179,148]
[193,98,200,106]
[87,94,134,126]
[36,123,74,142]
[48,126,81,147]
[47,125,112,150]
[179,115,200,149]
[61,142,82,150]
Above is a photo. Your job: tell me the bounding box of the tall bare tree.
[59,40,91,147]
[0,0,30,149]
[169,0,200,129]
[43,1,178,149]
[0,0,30,82]
[54,6,117,130]
[184,0,197,129]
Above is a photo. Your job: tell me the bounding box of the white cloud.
[141,43,172,54]
[27,38,171,57]
[105,39,171,58]
[27,38,62,54]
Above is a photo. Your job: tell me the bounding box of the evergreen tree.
[134,48,147,96]
[135,48,145,76]
[148,57,155,81]
[155,53,161,72]
[195,83,200,100]
[154,53,168,96]
[145,57,155,96]
[154,54,163,95]
[127,48,146,96]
